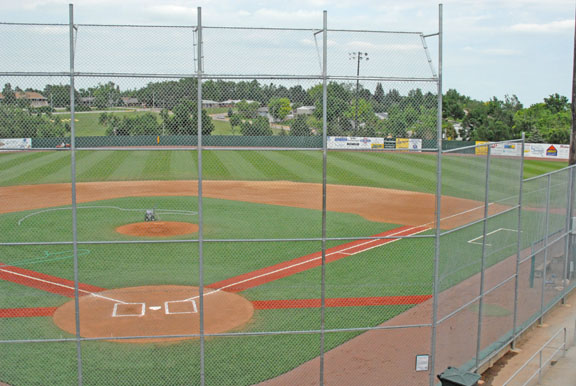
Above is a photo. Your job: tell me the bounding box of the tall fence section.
[0,5,575,386]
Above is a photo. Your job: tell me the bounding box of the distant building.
[375,112,389,120]
[80,96,95,106]
[201,100,220,108]
[257,106,269,117]
[0,91,49,108]
[295,106,315,116]
[121,97,140,107]
[219,99,259,107]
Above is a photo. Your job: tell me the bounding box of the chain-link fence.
[0,5,574,386]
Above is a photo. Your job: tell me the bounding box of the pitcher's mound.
[116,221,198,237]
[52,285,254,343]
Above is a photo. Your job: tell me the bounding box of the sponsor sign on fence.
[475,141,569,160]
[327,136,384,149]
[395,138,422,151]
[0,138,32,150]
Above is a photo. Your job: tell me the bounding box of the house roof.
[0,91,47,100]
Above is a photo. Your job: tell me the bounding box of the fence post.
[428,4,443,386]
[69,4,83,385]
[539,174,552,325]
[196,7,205,386]
[475,144,492,369]
[512,133,526,349]
[562,167,574,304]
[319,10,328,386]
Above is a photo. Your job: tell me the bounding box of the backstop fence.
[0,5,574,386]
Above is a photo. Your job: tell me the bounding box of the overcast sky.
[0,0,574,106]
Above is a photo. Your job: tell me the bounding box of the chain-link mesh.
[1,7,575,386]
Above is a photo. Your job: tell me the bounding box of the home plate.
[149,306,162,311]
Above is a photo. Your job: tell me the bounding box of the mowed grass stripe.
[334,151,436,192]
[235,151,302,181]
[2,152,71,186]
[524,160,567,179]
[0,152,51,172]
[0,152,67,185]
[201,151,233,179]
[169,150,197,180]
[77,151,132,182]
[107,151,150,181]
[207,151,266,181]
[256,151,323,183]
[141,151,173,180]
[36,151,96,184]
[327,152,421,190]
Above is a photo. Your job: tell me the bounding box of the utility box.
[437,367,481,386]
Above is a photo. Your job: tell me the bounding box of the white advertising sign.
[0,138,32,150]
[328,136,384,150]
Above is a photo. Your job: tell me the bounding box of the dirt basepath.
[0,180,499,229]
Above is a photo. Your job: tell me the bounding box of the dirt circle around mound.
[115,221,198,237]
[52,285,254,343]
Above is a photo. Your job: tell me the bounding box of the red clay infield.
[115,221,198,237]
[52,285,254,343]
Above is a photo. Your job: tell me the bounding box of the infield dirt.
[0,180,503,229]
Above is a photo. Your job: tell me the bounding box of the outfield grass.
[0,150,567,201]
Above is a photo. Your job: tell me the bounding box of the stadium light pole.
[349,51,369,130]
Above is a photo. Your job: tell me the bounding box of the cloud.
[509,19,573,33]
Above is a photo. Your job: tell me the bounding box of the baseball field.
[0,148,568,385]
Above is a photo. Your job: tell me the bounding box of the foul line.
[0,264,126,304]
[176,225,430,304]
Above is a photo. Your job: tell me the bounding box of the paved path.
[488,289,576,385]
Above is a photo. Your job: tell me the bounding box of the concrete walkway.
[487,290,576,385]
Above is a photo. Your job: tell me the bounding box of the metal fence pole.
[539,174,552,325]
[319,10,328,386]
[512,133,526,349]
[429,4,443,385]
[69,4,83,385]
[562,167,574,303]
[196,7,205,386]
[475,144,492,369]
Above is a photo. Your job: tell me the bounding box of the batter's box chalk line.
[164,299,198,315]
[112,302,146,317]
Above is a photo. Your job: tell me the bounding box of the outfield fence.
[0,4,575,386]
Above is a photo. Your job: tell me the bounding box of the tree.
[165,100,214,136]
[236,99,260,119]
[240,116,272,136]
[374,83,384,104]
[93,82,121,109]
[1,84,17,105]
[290,115,311,136]
[229,114,242,133]
[544,93,569,114]
[268,98,292,121]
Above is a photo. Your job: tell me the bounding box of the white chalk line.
[180,225,431,303]
[0,266,129,304]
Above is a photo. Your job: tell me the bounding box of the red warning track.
[208,225,429,293]
[0,307,57,318]
[0,263,106,298]
[252,295,432,310]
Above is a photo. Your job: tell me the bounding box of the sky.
[0,0,574,106]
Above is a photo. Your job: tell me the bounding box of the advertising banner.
[474,141,569,159]
[395,138,422,151]
[0,138,32,150]
[525,143,569,159]
[327,136,384,150]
